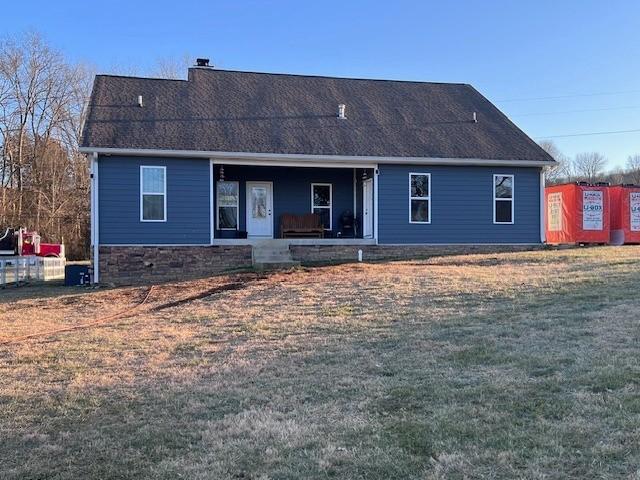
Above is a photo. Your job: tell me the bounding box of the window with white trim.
[494,174,514,224]
[217,181,239,230]
[140,166,166,222]
[409,173,431,224]
[311,183,332,230]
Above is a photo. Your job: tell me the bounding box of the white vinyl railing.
[0,256,65,287]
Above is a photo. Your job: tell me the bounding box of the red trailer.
[545,183,610,245]
[0,228,65,257]
[609,185,640,245]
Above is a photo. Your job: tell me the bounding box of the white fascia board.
[211,158,376,169]
[79,146,557,168]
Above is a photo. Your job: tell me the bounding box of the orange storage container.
[545,183,610,244]
[609,185,640,245]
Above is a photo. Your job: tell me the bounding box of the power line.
[534,128,640,140]
[511,105,640,117]
[496,89,640,103]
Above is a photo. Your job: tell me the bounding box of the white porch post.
[352,168,357,220]
[374,165,379,244]
[90,152,100,283]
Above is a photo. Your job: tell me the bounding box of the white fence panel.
[0,256,65,287]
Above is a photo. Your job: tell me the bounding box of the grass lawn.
[1,247,639,479]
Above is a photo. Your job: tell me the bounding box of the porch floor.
[211,238,376,246]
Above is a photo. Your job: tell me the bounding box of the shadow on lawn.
[0,283,98,304]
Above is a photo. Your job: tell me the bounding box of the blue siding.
[215,165,356,237]
[378,164,542,244]
[98,156,210,244]
[97,156,542,246]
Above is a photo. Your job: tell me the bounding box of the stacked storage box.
[609,185,640,245]
[545,183,610,245]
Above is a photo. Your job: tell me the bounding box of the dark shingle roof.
[81,68,554,162]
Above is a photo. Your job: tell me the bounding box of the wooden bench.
[280,213,325,238]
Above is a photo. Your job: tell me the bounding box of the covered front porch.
[211,162,377,243]
[211,237,377,246]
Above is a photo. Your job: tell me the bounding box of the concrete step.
[252,243,295,267]
[253,255,293,262]
[254,260,300,271]
[253,249,291,256]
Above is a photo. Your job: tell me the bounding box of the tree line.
[0,32,191,260]
[0,33,91,259]
[540,140,640,186]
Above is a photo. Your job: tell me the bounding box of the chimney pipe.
[137,95,143,107]
[338,103,346,119]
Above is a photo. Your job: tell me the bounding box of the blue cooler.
[65,265,91,286]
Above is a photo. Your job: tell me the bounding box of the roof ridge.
[188,67,470,86]
[95,74,188,82]
[94,69,471,87]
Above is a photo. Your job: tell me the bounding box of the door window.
[251,187,268,218]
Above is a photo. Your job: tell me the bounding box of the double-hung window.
[494,174,514,224]
[409,173,431,224]
[217,181,239,230]
[311,183,332,230]
[140,166,166,222]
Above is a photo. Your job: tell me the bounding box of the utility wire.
[511,105,640,117]
[534,128,640,139]
[496,89,640,103]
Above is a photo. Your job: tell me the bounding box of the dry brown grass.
[1,247,640,479]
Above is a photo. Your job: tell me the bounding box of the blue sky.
[6,0,640,168]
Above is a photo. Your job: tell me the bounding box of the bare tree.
[0,33,205,259]
[0,32,92,259]
[606,167,626,185]
[573,152,608,183]
[538,140,573,184]
[627,154,640,184]
[152,53,193,79]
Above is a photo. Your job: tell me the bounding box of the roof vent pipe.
[338,103,346,119]
[137,95,143,107]
[473,111,477,123]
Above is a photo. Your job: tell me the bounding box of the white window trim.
[493,174,515,225]
[140,165,167,222]
[216,180,240,230]
[311,183,332,230]
[409,172,431,224]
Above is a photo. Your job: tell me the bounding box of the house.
[80,62,556,283]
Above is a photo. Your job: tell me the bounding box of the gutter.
[79,147,557,168]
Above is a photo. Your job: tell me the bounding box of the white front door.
[246,182,273,238]
[363,178,374,238]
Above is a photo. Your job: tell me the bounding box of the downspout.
[91,152,100,283]
[210,159,215,243]
[373,165,379,244]
[540,168,546,244]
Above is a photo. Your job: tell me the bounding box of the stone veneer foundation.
[98,245,253,284]
[98,244,543,284]
[289,244,543,263]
